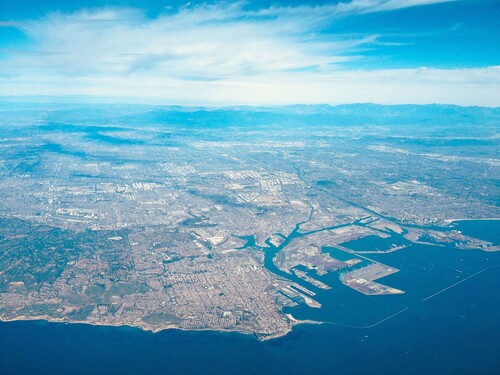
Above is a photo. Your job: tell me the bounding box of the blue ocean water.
[1,220,499,375]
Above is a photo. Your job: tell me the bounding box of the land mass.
[0,103,498,340]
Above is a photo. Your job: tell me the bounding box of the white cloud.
[2,66,499,106]
[345,0,456,13]
[1,0,497,106]
[5,3,371,78]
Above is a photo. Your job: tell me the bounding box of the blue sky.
[0,0,499,105]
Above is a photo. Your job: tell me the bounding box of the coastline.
[0,313,323,342]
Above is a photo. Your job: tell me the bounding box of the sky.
[0,0,499,106]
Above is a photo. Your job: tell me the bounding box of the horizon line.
[1,95,499,109]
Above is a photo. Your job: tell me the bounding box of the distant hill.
[115,104,500,127]
[0,99,498,127]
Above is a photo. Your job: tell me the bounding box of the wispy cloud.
[349,0,456,13]
[1,0,497,106]
[2,1,459,77]
[4,4,369,78]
